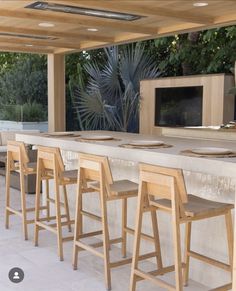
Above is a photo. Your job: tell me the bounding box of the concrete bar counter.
[16,131,236,289]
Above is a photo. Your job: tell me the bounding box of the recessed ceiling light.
[26,2,143,21]
[193,2,208,7]
[87,28,98,32]
[38,22,55,27]
[25,44,33,47]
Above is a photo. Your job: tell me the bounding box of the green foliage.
[72,44,160,132]
[0,53,28,74]
[0,54,47,106]
[65,50,107,130]
[154,26,236,76]
[0,101,47,122]
[21,101,47,122]
[0,104,22,122]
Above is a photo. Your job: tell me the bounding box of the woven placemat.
[119,143,172,149]
[76,137,121,142]
[43,133,81,138]
[180,149,236,158]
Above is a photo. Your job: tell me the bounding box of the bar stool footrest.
[78,230,103,239]
[80,210,101,222]
[7,205,48,216]
[134,268,176,290]
[62,236,74,242]
[75,240,104,258]
[188,250,231,271]
[209,283,232,291]
[90,237,122,248]
[135,263,186,283]
[125,227,155,242]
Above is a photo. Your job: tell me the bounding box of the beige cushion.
[153,194,234,217]
[1,132,16,145]
[90,179,138,196]
[0,133,2,146]
[44,169,78,183]
[62,169,78,180]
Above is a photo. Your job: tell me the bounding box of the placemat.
[180,149,236,158]
[43,133,81,138]
[119,143,172,149]
[76,137,121,142]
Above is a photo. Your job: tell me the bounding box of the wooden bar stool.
[34,146,77,261]
[130,163,234,291]
[72,153,163,290]
[5,141,50,240]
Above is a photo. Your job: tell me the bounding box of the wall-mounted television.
[155,86,203,127]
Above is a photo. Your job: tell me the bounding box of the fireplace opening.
[155,86,203,127]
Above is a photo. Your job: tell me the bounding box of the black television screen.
[155,86,203,127]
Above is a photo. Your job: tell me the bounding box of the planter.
[0,120,48,131]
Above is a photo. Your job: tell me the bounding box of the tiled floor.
[0,176,209,291]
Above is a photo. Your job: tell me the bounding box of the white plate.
[191,147,232,155]
[81,135,113,140]
[129,140,164,146]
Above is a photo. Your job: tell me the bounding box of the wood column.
[233,59,236,291]
[47,54,66,132]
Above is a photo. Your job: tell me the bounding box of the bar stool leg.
[45,179,50,222]
[72,171,83,270]
[225,211,233,277]
[34,168,42,247]
[172,199,183,291]
[5,156,11,229]
[183,222,192,286]
[130,184,145,291]
[122,198,127,258]
[19,171,28,240]
[150,210,163,270]
[62,185,72,232]
[55,181,64,261]
[100,196,111,290]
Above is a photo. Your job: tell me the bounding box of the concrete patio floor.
[0,176,209,291]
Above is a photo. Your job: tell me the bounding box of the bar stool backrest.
[7,141,29,172]
[37,146,65,178]
[139,163,188,218]
[78,153,113,197]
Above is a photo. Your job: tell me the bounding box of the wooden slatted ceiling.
[0,0,235,54]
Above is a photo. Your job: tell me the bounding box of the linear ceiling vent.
[25,1,143,21]
[0,32,57,40]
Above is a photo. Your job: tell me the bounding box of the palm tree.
[72,44,160,132]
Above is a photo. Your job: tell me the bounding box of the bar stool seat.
[61,169,78,183]
[89,179,138,198]
[152,194,234,217]
[14,161,37,173]
[27,162,37,171]
[45,169,78,183]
